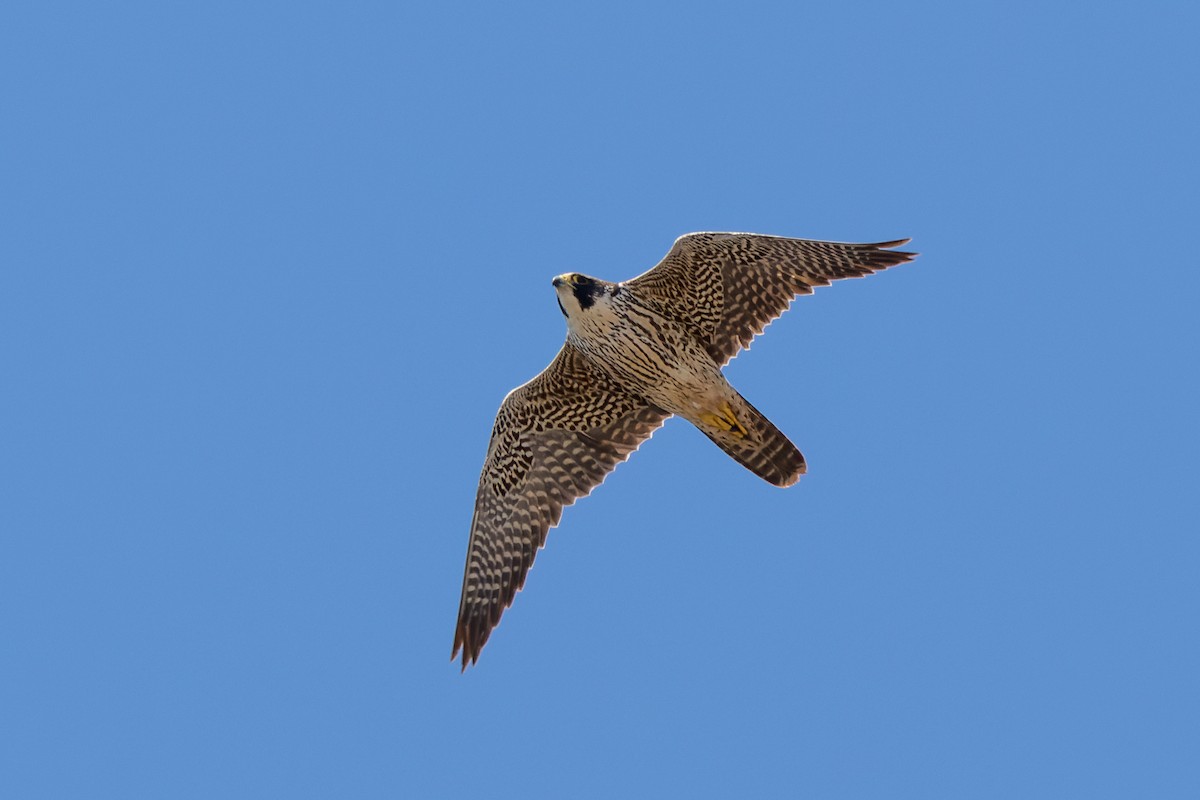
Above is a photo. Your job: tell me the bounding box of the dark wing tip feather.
[453,601,504,669]
[452,623,482,671]
[862,238,918,268]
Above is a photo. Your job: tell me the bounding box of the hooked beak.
[552,274,572,289]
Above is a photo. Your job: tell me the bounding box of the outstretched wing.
[453,345,668,669]
[625,233,916,365]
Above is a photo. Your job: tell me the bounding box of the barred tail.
[699,394,806,487]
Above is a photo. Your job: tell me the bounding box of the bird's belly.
[572,328,728,418]
[636,360,718,410]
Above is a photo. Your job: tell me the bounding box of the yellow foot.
[700,401,750,439]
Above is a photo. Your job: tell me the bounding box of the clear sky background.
[3,2,1198,797]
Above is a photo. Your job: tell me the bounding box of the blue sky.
[3,1,1198,797]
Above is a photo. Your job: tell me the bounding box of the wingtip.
[452,624,482,671]
[451,646,472,672]
[883,238,918,258]
[451,629,468,671]
[863,238,918,268]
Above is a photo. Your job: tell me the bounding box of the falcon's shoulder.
[625,232,916,365]
[452,344,668,669]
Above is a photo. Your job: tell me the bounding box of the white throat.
[564,292,623,342]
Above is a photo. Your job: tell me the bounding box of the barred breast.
[565,289,730,420]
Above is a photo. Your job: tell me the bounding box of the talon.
[719,401,750,437]
[703,402,749,439]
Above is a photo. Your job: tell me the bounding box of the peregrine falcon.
[452,232,916,668]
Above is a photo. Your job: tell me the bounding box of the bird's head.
[552,273,618,321]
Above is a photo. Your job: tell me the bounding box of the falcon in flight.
[453,232,916,668]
